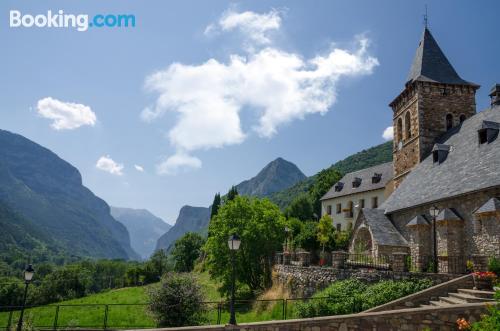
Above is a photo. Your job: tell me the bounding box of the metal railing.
[344,253,392,270]
[0,297,360,330]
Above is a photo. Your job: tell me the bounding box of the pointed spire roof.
[406,28,476,86]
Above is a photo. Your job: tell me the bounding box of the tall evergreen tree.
[226,185,239,201]
[210,193,221,219]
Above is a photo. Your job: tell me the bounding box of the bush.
[488,257,500,275]
[148,273,207,327]
[295,278,433,318]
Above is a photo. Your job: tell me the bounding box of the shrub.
[295,278,433,318]
[148,273,207,327]
[488,257,500,275]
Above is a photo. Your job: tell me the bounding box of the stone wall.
[391,186,500,258]
[141,302,491,331]
[273,265,458,298]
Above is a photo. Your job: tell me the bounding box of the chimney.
[490,84,500,107]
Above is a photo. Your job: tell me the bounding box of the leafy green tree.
[284,194,314,221]
[143,249,170,283]
[171,232,205,272]
[226,186,239,202]
[210,193,221,220]
[308,168,342,216]
[148,273,207,327]
[205,196,285,295]
[294,221,320,252]
[317,215,334,255]
[0,277,24,306]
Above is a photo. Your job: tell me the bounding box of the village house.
[320,162,393,231]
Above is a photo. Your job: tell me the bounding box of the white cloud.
[143,9,379,174]
[156,153,202,175]
[206,9,282,45]
[36,97,96,130]
[96,156,124,176]
[382,126,394,141]
[134,164,144,172]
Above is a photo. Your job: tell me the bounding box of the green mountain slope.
[0,129,139,260]
[269,141,393,209]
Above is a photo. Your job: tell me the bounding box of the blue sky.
[1,0,498,224]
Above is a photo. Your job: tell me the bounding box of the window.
[372,173,382,183]
[432,144,450,164]
[372,196,378,208]
[352,177,362,188]
[397,118,403,142]
[359,199,365,208]
[459,114,466,124]
[336,224,342,231]
[446,114,453,130]
[405,112,411,139]
[478,121,500,144]
[334,182,344,192]
[326,205,332,215]
[336,203,342,214]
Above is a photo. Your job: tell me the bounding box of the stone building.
[349,27,500,272]
[320,162,393,231]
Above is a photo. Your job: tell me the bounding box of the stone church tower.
[390,28,479,187]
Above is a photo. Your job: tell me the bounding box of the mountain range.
[155,157,307,251]
[111,207,171,259]
[0,129,138,261]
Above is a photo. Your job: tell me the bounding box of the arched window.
[397,118,403,142]
[446,114,453,130]
[459,114,466,124]
[405,112,411,139]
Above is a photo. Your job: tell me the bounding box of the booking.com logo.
[9,10,135,32]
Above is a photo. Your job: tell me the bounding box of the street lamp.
[429,206,440,273]
[227,234,241,325]
[284,226,290,253]
[17,264,34,331]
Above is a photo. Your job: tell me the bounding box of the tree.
[171,232,205,272]
[205,196,285,295]
[308,168,342,216]
[284,194,314,221]
[226,186,239,202]
[294,221,320,252]
[210,193,221,220]
[317,215,334,257]
[148,273,207,327]
[143,249,170,283]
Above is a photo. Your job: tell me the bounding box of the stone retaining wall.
[274,265,460,298]
[129,302,492,331]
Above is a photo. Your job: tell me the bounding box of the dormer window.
[372,173,382,183]
[432,144,450,164]
[478,121,499,144]
[334,182,344,192]
[352,177,362,188]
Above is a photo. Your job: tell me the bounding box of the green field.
[0,273,290,330]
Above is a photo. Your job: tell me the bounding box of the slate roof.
[474,197,500,214]
[321,162,393,200]
[360,209,408,246]
[436,208,462,222]
[406,215,430,227]
[406,28,476,86]
[383,104,500,213]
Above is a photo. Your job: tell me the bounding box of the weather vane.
[423,4,428,28]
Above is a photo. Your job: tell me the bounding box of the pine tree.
[226,185,239,201]
[210,193,221,219]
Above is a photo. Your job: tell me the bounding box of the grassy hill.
[269,141,393,209]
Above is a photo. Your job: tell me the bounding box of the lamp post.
[227,234,241,325]
[17,264,34,331]
[429,206,440,273]
[284,226,290,253]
